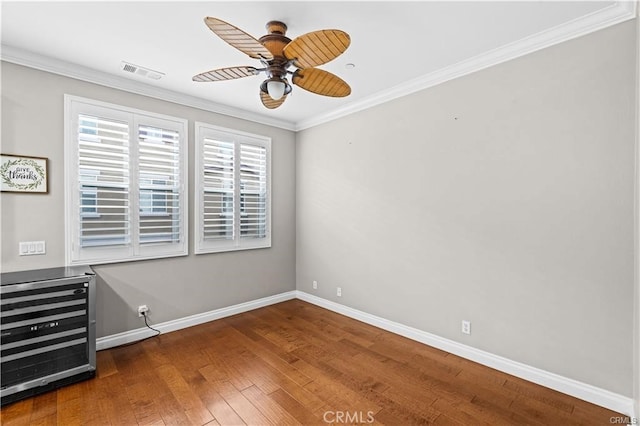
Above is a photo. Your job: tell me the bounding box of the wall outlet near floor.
[461,320,471,335]
[138,305,149,317]
[312,280,318,290]
[337,287,342,297]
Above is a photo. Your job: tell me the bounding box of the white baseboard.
[96,289,636,418]
[295,291,636,418]
[96,291,297,351]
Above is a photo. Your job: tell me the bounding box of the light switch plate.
[19,241,46,256]
[19,242,29,255]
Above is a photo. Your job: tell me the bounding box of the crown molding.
[1,1,635,133]
[0,45,297,132]
[295,1,637,131]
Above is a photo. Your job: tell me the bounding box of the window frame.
[64,95,188,265]
[194,122,271,254]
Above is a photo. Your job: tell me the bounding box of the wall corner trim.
[294,1,637,131]
[1,3,634,134]
[0,45,296,132]
[96,289,636,417]
[96,291,297,351]
[633,0,640,418]
[295,291,637,418]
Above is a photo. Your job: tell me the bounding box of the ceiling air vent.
[120,61,165,80]
[122,63,138,73]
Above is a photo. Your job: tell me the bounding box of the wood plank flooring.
[1,299,626,425]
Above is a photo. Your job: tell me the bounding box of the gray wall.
[634,11,640,417]
[1,18,637,401]
[1,62,297,338]
[296,21,636,397]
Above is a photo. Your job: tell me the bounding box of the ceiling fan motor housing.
[259,21,294,94]
[259,21,291,60]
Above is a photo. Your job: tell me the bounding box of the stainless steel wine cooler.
[1,266,96,406]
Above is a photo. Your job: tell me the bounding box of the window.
[65,95,188,265]
[139,177,169,216]
[195,123,271,254]
[80,168,99,217]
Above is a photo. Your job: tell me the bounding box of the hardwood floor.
[1,299,625,425]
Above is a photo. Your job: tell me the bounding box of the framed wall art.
[0,154,49,193]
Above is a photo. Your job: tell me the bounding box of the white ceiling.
[1,1,635,130]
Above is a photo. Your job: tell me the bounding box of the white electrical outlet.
[138,305,149,317]
[337,287,342,297]
[461,320,471,335]
[312,280,318,290]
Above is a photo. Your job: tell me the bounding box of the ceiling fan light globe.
[267,80,286,100]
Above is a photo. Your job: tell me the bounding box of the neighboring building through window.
[194,122,271,254]
[79,168,99,218]
[65,95,188,265]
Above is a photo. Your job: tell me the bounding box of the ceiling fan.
[193,17,352,109]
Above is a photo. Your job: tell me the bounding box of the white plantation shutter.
[240,144,267,239]
[137,123,182,245]
[202,139,235,241]
[65,96,188,265]
[77,115,130,249]
[195,123,271,254]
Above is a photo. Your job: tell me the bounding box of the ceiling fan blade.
[260,90,287,109]
[193,66,259,82]
[292,68,351,97]
[204,17,273,60]
[283,30,350,68]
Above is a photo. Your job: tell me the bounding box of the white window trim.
[194,122,271,254]
[64,95,188,265]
